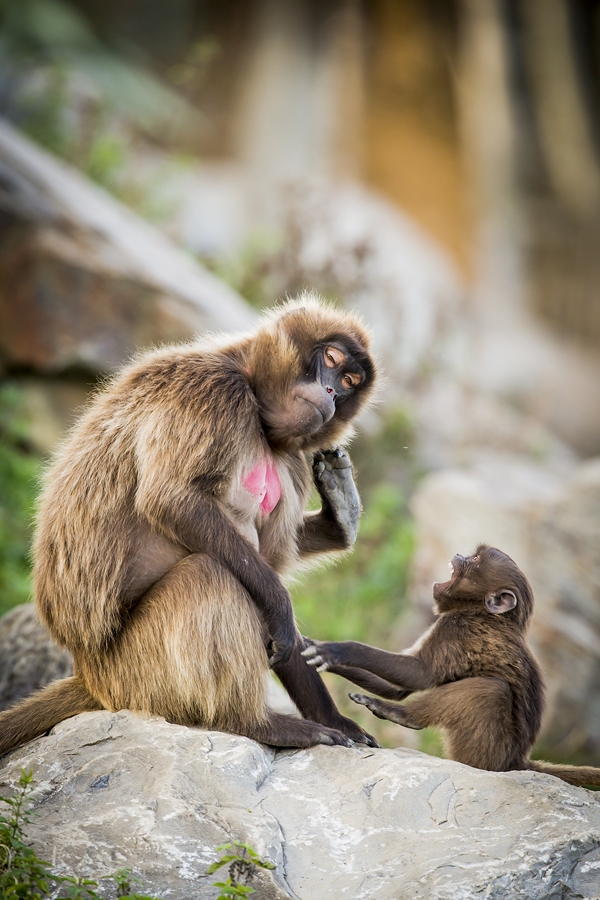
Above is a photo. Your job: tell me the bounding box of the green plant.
[0,385,43,617]
[0,0,201,225]
[0,769,54,899]
[17,67,179,223]
[207,842,275,899]
[0,769,159,899]
[290,472,418,750]
[292,483,414,648]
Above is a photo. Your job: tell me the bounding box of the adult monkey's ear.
[485,590,517,615]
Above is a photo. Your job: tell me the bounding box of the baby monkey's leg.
[326,665,413,701]
[350,693,423,728]
[353,677,514,771]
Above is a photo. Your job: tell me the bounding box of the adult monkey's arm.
[140,487,298,667]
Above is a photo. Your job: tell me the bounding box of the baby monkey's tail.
[528,759,600,787]
[0,677,102,758]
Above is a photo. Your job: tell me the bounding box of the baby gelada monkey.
[303,545,600,787]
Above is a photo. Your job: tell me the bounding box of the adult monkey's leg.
[273,641,379,747]
[77,553,355,748]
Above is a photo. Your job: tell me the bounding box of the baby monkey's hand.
[301,639,339,672]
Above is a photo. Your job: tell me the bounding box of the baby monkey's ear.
[485,589,517,615]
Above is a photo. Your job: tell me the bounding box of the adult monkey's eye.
[343,373,361,388]
[324,346,345,368]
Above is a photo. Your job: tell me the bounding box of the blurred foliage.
[199,234,280,311]
[14,65,187,221]
[0,385,43,617]
[291,480,420,751]
[0,0,203,141]
[293,484,414,647]
[0,0,207,221]
[351,407,421,497]
[166,37,220,93]
[17,63,185,221]
[292,405,419,646]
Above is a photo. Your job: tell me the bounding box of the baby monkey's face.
[432,546,521,617]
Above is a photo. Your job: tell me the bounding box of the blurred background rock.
[1,0,600,763]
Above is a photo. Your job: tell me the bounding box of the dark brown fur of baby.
[304,546,600,787]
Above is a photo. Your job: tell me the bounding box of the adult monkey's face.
[249,297,376,450]
[287,340,366,437]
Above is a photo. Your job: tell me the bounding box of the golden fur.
[0,294,376,754]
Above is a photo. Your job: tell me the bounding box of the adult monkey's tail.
[528,759,600,787]
[0,677,102,757]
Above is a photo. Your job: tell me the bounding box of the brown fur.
[0,294,377,756]
[304,546,600,787]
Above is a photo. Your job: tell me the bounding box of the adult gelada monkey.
[304,545,600,787]
[0,294,378,756]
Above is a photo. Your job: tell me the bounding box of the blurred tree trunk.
[456,0,523,315]
[362,0,472,275]
[521,0,600,217]
[234,0,364,184]
[518,0,600,348]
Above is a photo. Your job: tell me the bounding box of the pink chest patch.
[243,457,282,515]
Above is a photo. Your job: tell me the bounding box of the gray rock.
[410,379,578,472]
[0,604,72,711]
[532,459,600,762]
[1,710,599,900]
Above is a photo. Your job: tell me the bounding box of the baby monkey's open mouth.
[432,553,467,601]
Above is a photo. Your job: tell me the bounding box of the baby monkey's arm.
[302,639,435,691]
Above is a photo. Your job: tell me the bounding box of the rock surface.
[408,455,600,764]
[0,119,254,376]
[1,710,599,900]
[0,604,72,710]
